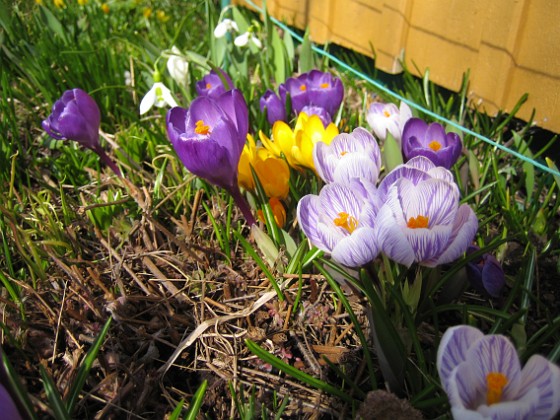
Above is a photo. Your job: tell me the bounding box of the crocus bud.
[466,245,505,297]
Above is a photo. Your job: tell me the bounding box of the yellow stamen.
[195,120,211,135]
[299,84,307,92]
[383,110,391,118]
[407,215,429,229]
[486,372,508,405]
[206,83,212,89]
[320,82,330,89]
[428,140,442,151]
[334,212,358,233]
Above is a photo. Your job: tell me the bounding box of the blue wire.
[236,0,560,178]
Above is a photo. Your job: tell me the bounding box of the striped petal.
[331,227,379,267]
[516,355,560,419]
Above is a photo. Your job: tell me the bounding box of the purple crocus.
[402,118,462,169]
[42,88,121,176]
[374,176,477,267]
[259,89,286,125]
[279,69,344,123]
[166,89,255,225]
[297,179,380,267]
[195,68,234,98]
[437,325,560,419]
[466,245,505,298]
[366,101,412,144]
[314,127,382,185]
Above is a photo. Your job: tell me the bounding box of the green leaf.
[40,365,70,420]
[168,399,184,420]
[65,317,112,414]
[38,6,68,44]
[1,348,37,420]
[271,27,286,84]
[383,131,403,172]
[185,380,208,420]
[245,339,353,404]
[298,27,313,73]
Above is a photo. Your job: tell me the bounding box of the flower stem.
[94,146,122,177]
[229,185,256,226]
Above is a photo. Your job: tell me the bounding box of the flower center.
[407,215,429,229]
[486,372,508,405]
[334,212,358,233]
[195,120,211,135]
[340,151,348,156]
[299,84,307,92]
[428,140,442,151]
[320,82,329,89]
[383,109,391,118]
[205,83,212,89]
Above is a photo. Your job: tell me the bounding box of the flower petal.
[516,355,560,419]
[331,227,378,267]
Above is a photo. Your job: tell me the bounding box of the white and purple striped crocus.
[377,156,457,202]
[437,325,560,420]
[195,68,234,98]
[366,100,412,145]
[297,179,380,267]
[374,172,477,267]
[166,89,255,225]
[402,118,462,169]
[42,88,121,176]
[313,127,382,185]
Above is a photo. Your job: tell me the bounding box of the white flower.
[214,18,238,38]
[166,46,189,86]
[124,70,132,86]
[234,31,262,49]
[366,100,412,144]
[139,81,178,115]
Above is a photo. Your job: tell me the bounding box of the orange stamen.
[320,82,329,89]
[195,120,211,135]
[383,110,391,118]
[407,215,429,229]
[205,83,212,89]
[299,84,307,91]
[486,372,508,405]
[334,212,358,233]
[428,140,442,151]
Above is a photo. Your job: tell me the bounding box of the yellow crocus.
[238,135,290,200]
[257,197,287,228]
[156,10,169,22]
[101,2,109,13]
[53,0,65,7]
[77,0,88,5]
[260,112,338,171]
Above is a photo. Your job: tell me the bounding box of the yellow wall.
[236,0,560,133]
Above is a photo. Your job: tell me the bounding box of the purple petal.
[374,205,416,267]
[437,325,484,388]
[517,355,560,419]
[331,227,378,267]
[0,384,22,420]
[433,204,478,266]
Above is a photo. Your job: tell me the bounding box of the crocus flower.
[377,156,457,202]
[0,384,22,420]
[166,46,189,87]
[279,70,344,123]
[238,134,290,199]
[166,89,255,225]
[42,88,121,176]
[214,18,239,38]
[374,176,477,267]
[437,325,560,420]
[297,180,380,267]
[260,89,286,125]
[0,346,24,420]
[258,197,287,228]
[466,245,505,298]
[139,71,178,115]
[260,112,339,171]
[314,127,382,185]
[366,101,412,144]
[300,105,332,128]
[195,69,233,98]
[402,118,462,169]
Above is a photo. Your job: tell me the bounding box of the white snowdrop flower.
[166,46,189,86]
[234,30,262,49]
[139,79,178,115]
[214,18,238,38]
